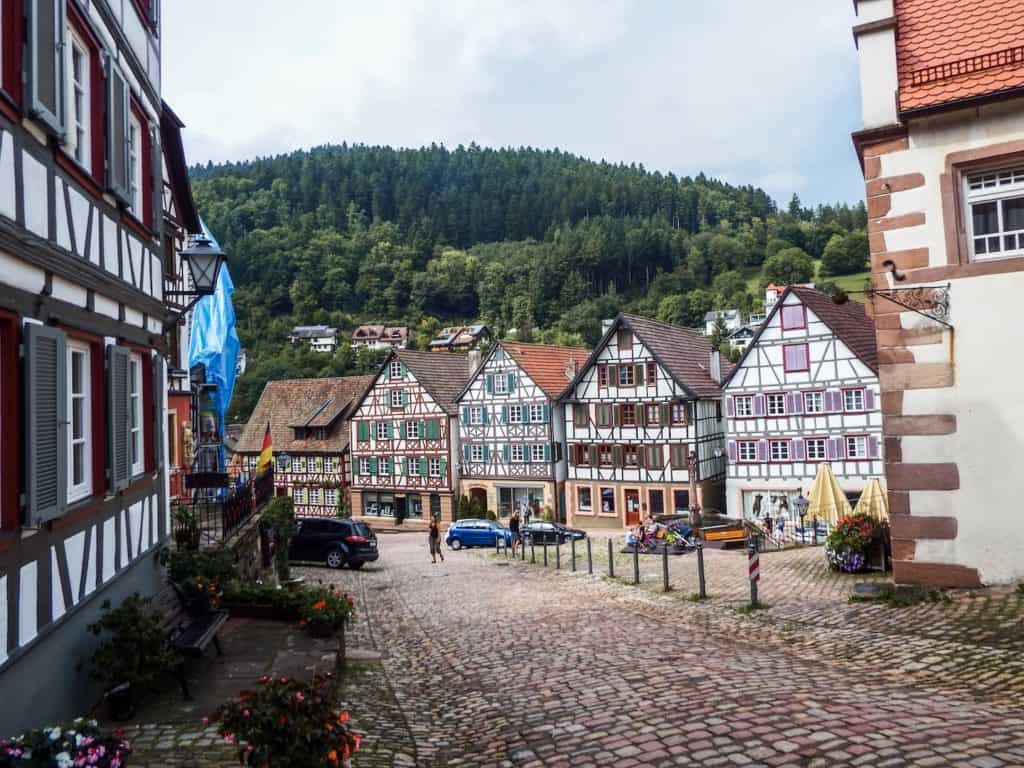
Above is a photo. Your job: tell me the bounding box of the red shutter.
[0,0,23,114]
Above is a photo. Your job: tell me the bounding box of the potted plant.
[259,497,301,588]
[824,513,881,573]
[88,595,177,720]
[178,576,222,616]
[172,504,201,551]
[208,674,361,768]
[221,582,302,621]
[0,719,131,767]
[298,587,355,639]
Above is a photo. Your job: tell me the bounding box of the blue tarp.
[187,221,239,471]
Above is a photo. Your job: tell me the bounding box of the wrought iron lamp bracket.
[866,283,952,328]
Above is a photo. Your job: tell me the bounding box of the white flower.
[48,728,62,741]
[55,752,72,768]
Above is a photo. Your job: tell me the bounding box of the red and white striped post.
[747,537,760,608]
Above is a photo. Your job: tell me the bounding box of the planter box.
[222,602,300,621]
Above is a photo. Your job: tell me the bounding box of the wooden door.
[625,489,641,525]
[648,489,664,517]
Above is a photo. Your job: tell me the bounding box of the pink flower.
[243,710,251,718]
[202,717,210,725]
[279,676,288,683]
[295,692,305,703]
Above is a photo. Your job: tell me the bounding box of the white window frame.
[470,444,485,462]
[359,457,371,476]
[325,487,337,507]
[530,444,546,463]
[293,455,306,473]
[428,457,442,477]
[469,406,483,425]
[324,456,337,473]
[408,458,420,477]
[843,389,865,412]
[390,389,404,408]
[578,487,592,511]
[735,396,753,417]
[618,365,635,387]
[389,361,403,379]
[129,352,144,477]
[529,404,544,423]
[508,404,523,424]
[806,438,827,461]
[65,28,90,171]
[769,440,790,462]
[738,441,757,463]
[846,435,868,459]
[309,487,322,505]
[804,391,824,414]
[67,340,92,503]
[128,112,143,217]
[511,444,525,463]
[766,393,786,416]
[405,420,420,439]
[494,373,509,394]
[376,422,389,440]
[965,167,1024,261]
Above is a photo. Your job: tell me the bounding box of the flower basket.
[0,719,131,768]
[298,588,355,639]
[824,513,883,574]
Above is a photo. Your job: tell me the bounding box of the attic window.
[294,427,305,440]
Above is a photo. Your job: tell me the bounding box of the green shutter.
[419,457,427,476]
[400,362,407,377]
[461,406,470,423]
[26,324,68,524]
[402,457,408,475]
[501,405,508,424]
[544,443,552,462]
[428,420,440,439]
[486,374,494,394]
[399,421,406,439]
[401,390,408,406]
[542,403,550,423]
[502,444,510,463]
[353,457,359,477]
[369,457,378,475]
[439,458,447,477]
[358,421,369,441]
[368,421,376,441]
[482,407,489,425]
[420,420,427,438]
[463,444,470,462]
[508,373,516,393]
[484,445,490,462]
[660,403,670,426]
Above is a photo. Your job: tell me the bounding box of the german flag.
[256,422,273,473]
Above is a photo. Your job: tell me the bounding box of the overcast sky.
[162,1,864,208]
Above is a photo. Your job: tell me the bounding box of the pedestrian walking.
[509,510,522,556]
[429,517,444,563]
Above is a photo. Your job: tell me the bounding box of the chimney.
[601,318,615,336]
[709,348,722,384]
[565,358,579,381]
[467,349,482,373]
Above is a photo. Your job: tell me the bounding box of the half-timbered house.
[349,350,472,522]
[722,287,883,526]
[0,0,202,731]
[235,376,374,516]
[562,314,728,531]
[455,341,590,521]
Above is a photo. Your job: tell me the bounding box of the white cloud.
[163,0,864,205]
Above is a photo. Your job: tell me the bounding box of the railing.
[173,468,274,549]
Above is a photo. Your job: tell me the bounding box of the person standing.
[509,510,521,556]
[429,517,444,563]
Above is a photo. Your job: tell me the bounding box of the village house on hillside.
[852,0,1024,586]
[289,325,339,353]
[351,325,409,350]
[723,286,883,526]
[456,341,590,522]
[429,324,491,353]
[562,315,729,531]
[236,376,373,516]
[349,350,472,521]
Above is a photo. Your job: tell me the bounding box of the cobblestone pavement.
[310,534,1024,767]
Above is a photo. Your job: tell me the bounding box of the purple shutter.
[726,396,735,417]
[727,441,737,462]
[753,395,765,417]
[865,388,876,411]
[827,390,840,413]
[793,438,805,461]
[868,435,880,458]
[790,391,803,415]
[834,437,847,459]
[757,439,768,462]
[826,438,836,460]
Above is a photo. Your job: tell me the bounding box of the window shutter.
[463,444,470,462]
[461,406,469,423]
[660,402,670,426]
[753,395,765,417]
[613,405,622,427]
[382,365,390,383]
[757,439,768,462]
[402,457,408,475]
[400,390,408,407]
[27,0,66,135]
[868,435,880,459]
[793,438,805,461]
[400,362,407,377]
[543,443,551,462]
[507,373,516,393]
[637,404,647,428]
[568,445,576,466]
[482,407,489,425]
[352,457,359,477]
[502,444,510,463]
[485,374,493,395]
[439,458,447,477]
[499,404,506,424]
[25,324,68,524]
[358,421,368,441]
[107,344,131,492]
[150,124,162,237]
[427,420,439,439]
[827,390,841,413]
[542,403,550,424]
[789,392,803,415]
[484,445,491,462]
[152,353,165,471]
[419,420,427,437]
[105,57,131,202]
[634,364,644,385]
[588,445,598,466]
[608,365,619,386]
[727,441,736,462]
[369,457,378,475]
[835,438,847,459]
[865,389,876,411]
[726,396,735,417]
[419,457,427,476]
[398,421,406,439]
[613,445,623,467]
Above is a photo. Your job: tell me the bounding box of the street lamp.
[793,492,809,545]
[164,234,226,325]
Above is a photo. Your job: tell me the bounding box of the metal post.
[587,538,593,574]
[495,535,500,556]
[556,539,561,570]
[748,537,760,608]
[608,539,614,578]
[571,538,577,572]
[696,542,706,600]
[543,543,548,567]
[662,544,670,592]
[531,540,535,564]
[813,516,818,546]
[633,543,640,585]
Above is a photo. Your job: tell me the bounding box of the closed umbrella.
[807,463,853,525]
[853,478,889,522]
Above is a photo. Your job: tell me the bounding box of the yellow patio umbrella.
[807,463,853,525]
[853,477,889,522]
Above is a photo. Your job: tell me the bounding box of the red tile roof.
[500,341,591,399]
[789,287,879,372]
[896,0,1024,113]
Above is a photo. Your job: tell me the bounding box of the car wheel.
[325,548,344,569]
[348,561,365,570]
[449,538,463,551]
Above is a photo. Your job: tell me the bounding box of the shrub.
[161,547,235,586]
[260,497,298,582]
[222,582,303,611]
[87,595,177,694]
[208,674,360,768]
[825,513,882,573]
[0,719,130,768]
[298,587,356,633]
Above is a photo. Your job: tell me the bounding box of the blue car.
[445,519,512,550]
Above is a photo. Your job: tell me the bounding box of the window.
[293,487,307,505]
[470,444,485,462]
[390,389,405,408]
[529,404,545,423]
[429,458,442,477]
[128,112,143,216]
[530,444,546,463]
[408,457,419,476]
[67,341,91,503]
[620,403,636,426]
[645,403,660,426]
[783,343,809,372]
[65,30,90,169]
[325,456,337,473]
[573,404,588,428]
[359,457,371,476]
[405,420,420,439]
[600,487,616,513]
[769,440,790,462]
[844,389,865,412]
[671,402,687,425]
[511,444,525,463]
[780,305,805,330]
[804,391,824,414]
[766,393,786,416]
[806,438,827,461]
[574,444,591,466]
[312,456,324,473]
[738,441,757,463]
[277,456,290,473]
[598,444,614,466]
[734,396,753,418]
[468,406,483,425]
[325,488,337,507]
[376,422,389,440]
[965,167,1024,260]
[309,487,322,505]
[596,404,612,428]
[129,352,144,476]
[494,373,508,394]
[846,435,868,459]
[389,361,403,379]
[618,365,635,387]
[623,445,639,467]
[508,404,523,424]
[578,487,592,512]
[617,329,632,351]
[645,361,656,384]
[597,365,608,387]
[294,456,307,473]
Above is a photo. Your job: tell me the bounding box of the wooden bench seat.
[163,581,230,699]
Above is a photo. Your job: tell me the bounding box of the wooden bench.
[702,527,747,549]
[165,582,230,700]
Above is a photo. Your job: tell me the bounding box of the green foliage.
[820,231,869,276]
[825,514,884,573]
[260,497,298,581]
[761,247,814,288]
[87,595,177,692]
[0,720,131,768]
[161,546,236,586]
[298,586,356,631]
[222,582,304,611]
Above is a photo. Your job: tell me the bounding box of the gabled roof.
[723,286,877,388]
[391,349,472,415]
[896,0,1024,114]
[458,340,591,402]
[159,102,201,234]
[565,314,728,401]
[235,375,374,454]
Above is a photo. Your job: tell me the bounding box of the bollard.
[570,538,577,572]
[495,535,500,556]
[587,537,593,574]
[633,543,640,585]
[696,542,707,600]
[522,536,526,561]
[531,540,536,564]
[556,539,561,570]
[662,544,670,592]
[747,537,760,608]
[608,539,615,578]
[543,543,548,567]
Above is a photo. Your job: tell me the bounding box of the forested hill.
[190,143,869,422]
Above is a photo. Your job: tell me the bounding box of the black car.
[288,517,379,569]
[521,521,586,545]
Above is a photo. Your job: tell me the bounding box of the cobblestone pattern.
[311,535,1024,766]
